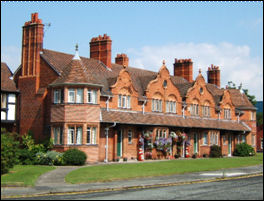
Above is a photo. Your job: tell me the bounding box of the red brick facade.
[14,13,257,163]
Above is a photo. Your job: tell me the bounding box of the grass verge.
[66,153,263,184]
[1,165,56,187]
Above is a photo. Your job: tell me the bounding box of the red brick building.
[13,13,257,163]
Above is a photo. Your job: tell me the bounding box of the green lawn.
[66,153,263,184]
[1,165,56,187]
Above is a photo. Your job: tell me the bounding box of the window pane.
[87,127,91,144]
[93,90,97,104]
[7,104,15,120]
[1,111,6,120]
[76,89,83,103]
[8,94,16,103]
[92,127,97,144]
[68,89,75,103]
[68,127,74,144]
[76,127,82,144]
[1,94,7,108]
[127,96,131,108]
[118,95,122,108]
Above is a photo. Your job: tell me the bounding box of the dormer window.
[202,101,211,117]
[190,104,199,116]
[166,101,176,113]
[224,109,231,120]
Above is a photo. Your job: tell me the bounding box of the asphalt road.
[6,176,263,200]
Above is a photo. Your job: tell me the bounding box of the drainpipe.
[142,99,147,114]
[106,95,111,111]
[104,122,117,163]
[182,102,187,119]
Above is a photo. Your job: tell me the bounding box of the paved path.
[1,164,263,199]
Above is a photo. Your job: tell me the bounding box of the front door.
[228,135,232,157]
[117,130,123,157]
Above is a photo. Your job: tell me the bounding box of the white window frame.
[54,89,60,104]
[87,90,97,104]
[68,127,75,145]
[53,127,63,145]
[68,89,75,103]
[118,95,131,109]
[152,99,162,112]
[191,104,199,116]
[210,132,218,146]
[86,127,97,145]
[202,106,210,117]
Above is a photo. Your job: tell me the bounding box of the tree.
[226,81,257,106]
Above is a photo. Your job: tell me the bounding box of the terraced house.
[11,13,257,163]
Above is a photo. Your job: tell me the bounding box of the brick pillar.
[173,59,193,82]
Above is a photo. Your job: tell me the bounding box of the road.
[5,176,263,200]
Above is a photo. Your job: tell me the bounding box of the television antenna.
[44,23,51,37]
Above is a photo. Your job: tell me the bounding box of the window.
[162,130,167,138]
[87,127,97,144]
[190,104,199,116]
[68,127,75,145]
[223,135,227,145]
[224,109,231,119]
[210,132,218,145]
[54,89,64,104]
[53,127,63,145]
[128,130,133,144]
[87,89,98,104]
[68,89,75,103]
[242,135,246,143]
[1,93,7,109]
[76,89,84,103]
[152,99,162,112]
[166,101,176,113]
[76,127,82,144]
[203,133,208,145]
[202,106,210,117]
[118,95,131,109]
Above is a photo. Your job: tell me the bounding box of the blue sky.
[1,1,263,100]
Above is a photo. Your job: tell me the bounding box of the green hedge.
[209,145,222,158]
[1,129,20,175]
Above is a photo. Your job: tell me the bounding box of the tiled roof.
[42,49,188,97]
[228,89,256,110]
[1,62,18,92]
[101,109,251,132]
[50,58,102,87]
[38,49,255,110]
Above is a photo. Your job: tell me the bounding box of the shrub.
[63,149,87,166]
[174,154,180,159]
[17,149,36,165]
[209,145,222,158]
[35,151,64,166]
[233,143,256,157]
[1,129,20,175]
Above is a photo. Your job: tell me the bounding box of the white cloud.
[127,42,263,101]
[1,46,21,73]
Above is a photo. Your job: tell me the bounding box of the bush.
[192,153,198,159]
[63,149,87,166]
[35,151,64,166]
[17,149,36,165]
[233,143,256,157]
[209,145,222,158]
[1,128,20,175]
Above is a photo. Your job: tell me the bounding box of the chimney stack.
[22,12,44,77]
[173,58,193,82]
[207,64,220,88]
[90,34,112,68]
[115,53,129,67]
